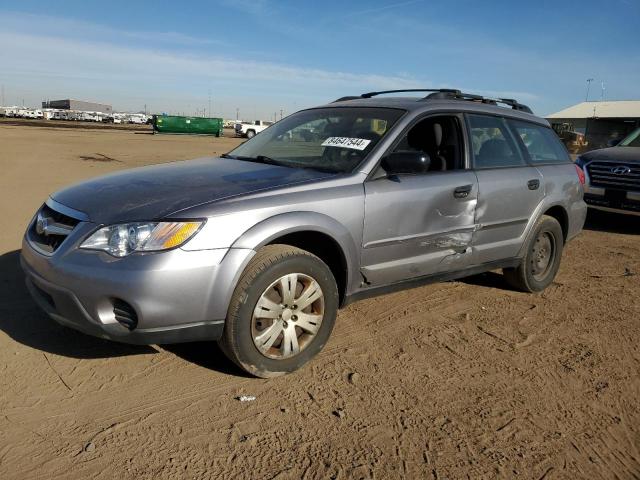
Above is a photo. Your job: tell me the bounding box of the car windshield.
[618,127,640,147]
[225,107,405,173]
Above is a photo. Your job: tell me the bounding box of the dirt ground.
[1,125,639,480]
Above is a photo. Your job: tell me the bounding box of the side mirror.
[382,151,431,175]
[607,138,621,147]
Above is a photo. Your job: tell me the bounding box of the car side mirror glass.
[382,151,431,175]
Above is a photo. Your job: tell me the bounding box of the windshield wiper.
[230,154,290,168]
[255,155,284,166]
[222,154,338,173]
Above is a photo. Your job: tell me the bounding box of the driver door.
[360,115,478,286]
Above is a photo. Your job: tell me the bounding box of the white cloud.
[0,15,428,117]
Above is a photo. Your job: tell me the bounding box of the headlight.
[80,221,204,257]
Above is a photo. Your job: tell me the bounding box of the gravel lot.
[1,124,638,479]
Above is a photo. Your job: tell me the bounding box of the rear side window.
[467,114,526,168]
[508,120,570,164]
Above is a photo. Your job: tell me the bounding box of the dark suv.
[22,89,587,377]
[577,127,640,215]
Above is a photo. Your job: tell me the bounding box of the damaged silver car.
[21,89,587,377]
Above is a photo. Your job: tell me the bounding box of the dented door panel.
[361,171,478,285]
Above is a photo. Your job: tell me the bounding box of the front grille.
[28,203,80,254]
[113,299,138,330]
[587,161,640,191]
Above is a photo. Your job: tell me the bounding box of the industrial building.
[41,99,112,113]
[547,100,640,150]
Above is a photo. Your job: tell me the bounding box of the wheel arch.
[516,201,570,258]
[543,204,569,241]
[230,212,360,305]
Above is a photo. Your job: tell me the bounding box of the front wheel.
[503,215,564,292]
[220,245,338,378]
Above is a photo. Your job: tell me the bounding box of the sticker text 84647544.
[321,137,372,151]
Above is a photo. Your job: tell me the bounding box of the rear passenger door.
[467,114,544,263]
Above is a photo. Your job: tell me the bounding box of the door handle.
[527,179,540,190]
[453,184,473,199]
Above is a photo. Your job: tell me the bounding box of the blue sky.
[1,0,639,119]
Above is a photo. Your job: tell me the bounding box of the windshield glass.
[227,107,405,173]
[619,127,640,147]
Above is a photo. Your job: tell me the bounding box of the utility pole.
[280,109,283,120]
[208,89,212,118]
[585,78,594,102]
[600,81,605,101]
[1,85,4,107]
[236,108,239,121]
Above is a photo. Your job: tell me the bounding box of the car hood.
[51,157,334,224]
[581,146,640,163]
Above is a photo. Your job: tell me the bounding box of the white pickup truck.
[234,120,273,138]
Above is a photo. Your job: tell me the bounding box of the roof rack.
[332,88,533,114]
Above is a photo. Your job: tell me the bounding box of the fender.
[515,200,568,258]
[230,211,361,295]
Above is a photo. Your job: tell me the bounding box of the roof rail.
[332,88,533,114]
[423,90,533,113]
[332,96,361,102]
[360,88,461,98]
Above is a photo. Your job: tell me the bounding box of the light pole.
[600,81,605,101]
[585,78,594,102]
[208,89,212,118]
[236,108,239,121]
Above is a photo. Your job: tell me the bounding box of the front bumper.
[20,225,255,345]
[583,184,640,216]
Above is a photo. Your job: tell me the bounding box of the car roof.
[312,94,549,127]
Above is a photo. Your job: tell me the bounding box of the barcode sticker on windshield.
[321,137,372,151]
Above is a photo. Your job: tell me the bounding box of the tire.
[246,129,256,139]
[220,244,339,378]
[503,215,564,293]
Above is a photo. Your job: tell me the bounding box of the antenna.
[585,78,594,101]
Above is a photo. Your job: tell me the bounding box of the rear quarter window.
[508,120,571,164]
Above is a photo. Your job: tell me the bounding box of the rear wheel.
[220,245,338,378]
[503,215,564,292]
[246,129,256,139]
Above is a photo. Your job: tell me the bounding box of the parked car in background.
[235,119,273,138]
[21,89,586,378]
[576,127,640,215]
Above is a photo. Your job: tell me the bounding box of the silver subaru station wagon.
[21,89,587,377]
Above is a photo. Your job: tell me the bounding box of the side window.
[467,114,526,168]
[508,120,571,164]
[390,115,464,173]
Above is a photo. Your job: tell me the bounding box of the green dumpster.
[152,115,224,136]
